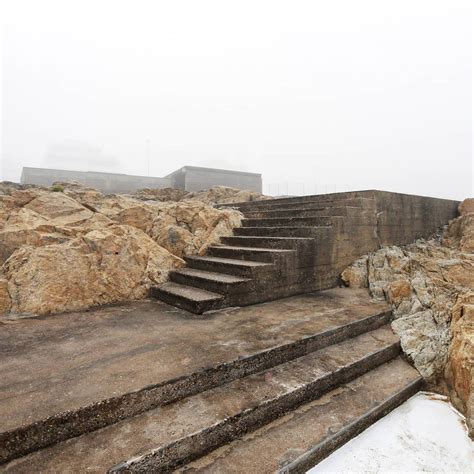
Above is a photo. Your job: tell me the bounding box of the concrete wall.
[229,190,459,303]
[21,167,172,194]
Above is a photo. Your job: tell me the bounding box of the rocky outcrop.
[0,182,259,318]
[341,198,474,435]
[132,185,271,205]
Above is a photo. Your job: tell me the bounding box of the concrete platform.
[0,289,388,433]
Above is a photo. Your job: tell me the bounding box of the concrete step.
[181,357,423,474]
[221,235,316,251]
[220,191,376,211]
[243,206,373,219]
[4,326,408,473]
[235,226,330,238]
[0,289,391,465]
[169,268,253,295]
[150,282,224,314]
[230,197,375,213]
[185,255,275,278]
[208,245,296,262]
[242,216,334,227]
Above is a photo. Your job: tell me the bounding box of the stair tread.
[0,288,390,464]
[210,245,295,253]
[225,235,315,241]
[172,267,252,283]
[181,357,421,474]
[156,281,224,302]
[186,256,272,268]
[4,326,404,473]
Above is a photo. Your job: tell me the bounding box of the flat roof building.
[20,166,262,194]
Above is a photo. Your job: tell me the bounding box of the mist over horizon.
[1,0,472,199]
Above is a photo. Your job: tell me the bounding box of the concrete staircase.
[151,190,459,315]
[152,193,376,314]
[0,289,423,472]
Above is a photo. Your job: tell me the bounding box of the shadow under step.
[208,245,296,262]
[3,326,404,473]
[235,226,331,238]
[243,206,373,219]
[151,282,225,314]
[221,235,316,251]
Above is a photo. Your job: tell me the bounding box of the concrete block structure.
[164,166,262,193]
[20,166,262,194]
[152,190,459,313]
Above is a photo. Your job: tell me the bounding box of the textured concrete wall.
[231,190,459,301]
[21,168,172,194]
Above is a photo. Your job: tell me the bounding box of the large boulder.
[341,198,474,435]
[0,181,249,318]
[3,225,183,316]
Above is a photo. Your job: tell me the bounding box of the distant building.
[20,166,262,194]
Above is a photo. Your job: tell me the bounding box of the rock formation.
[0,182,265,318]
[341,199,474,436]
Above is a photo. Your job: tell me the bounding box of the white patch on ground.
[309,392,474,473]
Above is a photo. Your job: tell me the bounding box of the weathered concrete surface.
[180,358,421,474]
[0,289,389,435]
[2,326,400,473]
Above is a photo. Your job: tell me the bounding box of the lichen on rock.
[341,198,474,436]
[0,181,266,318]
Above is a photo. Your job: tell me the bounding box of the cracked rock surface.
[0,182,266,318]
[341,198,474,436]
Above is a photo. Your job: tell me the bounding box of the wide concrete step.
[181,357,423,474]
[220,191,375,210]
[243,216,334,227]
[230,197,375,213]
[0,289,391,465]
[235,226,330,238]
[169,268,253,295]
[221,235,316,250]
[150,281,224,314]
[4,327,406,473]
[208,245,296,262]
[185,255,275,277]
[244,206,373,219]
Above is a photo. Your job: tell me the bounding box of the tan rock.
[341,256,368,288]
[458,198,474,216]
[342,209,474,433]
[4,225,183,316]
[445,293,474,436]
[0,278,11,315]
[387,279,411,305]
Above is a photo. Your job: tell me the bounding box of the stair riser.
[234,227,329,238]
[243,208,374,219]
[231,198,376,213]
[184,258,275,278]
[207,246,295,264]
[110,342,400,473]
[0,311,391,464]
[220,191,376,211]
[281,377,425,473]
[242,217,334,227]
[169,272,252,296]
[149,287,223,314]
[221,236,317,252]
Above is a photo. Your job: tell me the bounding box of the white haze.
[0,0,472,199]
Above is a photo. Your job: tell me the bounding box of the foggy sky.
[1,0,472,199]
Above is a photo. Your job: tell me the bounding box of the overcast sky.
[1,0,472,199]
